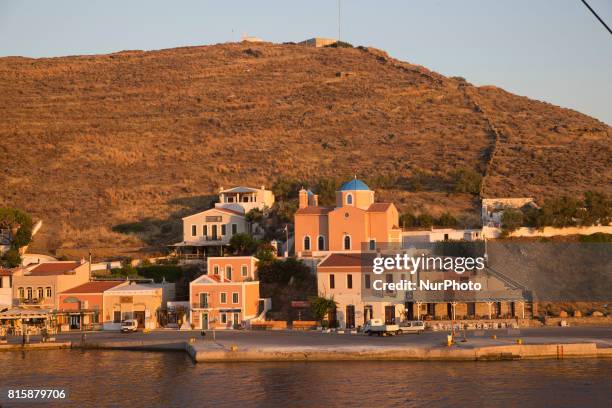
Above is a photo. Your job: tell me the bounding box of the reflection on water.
[1,350,610,407]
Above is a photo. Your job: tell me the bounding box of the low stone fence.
[250,321,287,330]
[291,321,318,330]
[544,316,612,327]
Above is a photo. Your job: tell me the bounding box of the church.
[294,178,402,257]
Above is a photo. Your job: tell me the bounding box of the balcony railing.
[191,302,210,309]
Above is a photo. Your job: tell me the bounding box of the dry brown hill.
[0,42,610,255]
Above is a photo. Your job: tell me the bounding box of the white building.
[481,198,536,228]
[401,228,482,246]
[173,186,274,259]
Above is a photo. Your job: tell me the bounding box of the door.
[134,311,146,328]
[201,313,209,330]
[69,315,81,330]
[384,306,395,324]
[232,313,240,328]
[346,305,355,329]
[327,307,338,328]
[363,305,373,324]
[405,302,414,320]
[467,303,476,317]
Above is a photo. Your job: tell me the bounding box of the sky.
[1,0,610,125]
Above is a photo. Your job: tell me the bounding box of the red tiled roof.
[28,262,82,276]
[367,202,392,212]
[318,253,376,268]
[295,206,333,215]
[214,208,245,217]
[0,268,16,277]
[206,275,232,283]
[60,281,125,294]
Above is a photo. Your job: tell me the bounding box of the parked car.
[399,320,425,334]
[362,318,402,336]
[120,319,138,333]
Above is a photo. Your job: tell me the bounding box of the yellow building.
[102,281,175,330]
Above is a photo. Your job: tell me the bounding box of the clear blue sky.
[1,0,610,124]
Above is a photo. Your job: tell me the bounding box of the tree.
[245,208,264,224]
[257,257,311,285]
[417,213,434,228]
[309,296,337,324]
[2,248,21,268]
[255,242,276,264]
[449,168,482,195]
[271,178,302,201]
[0,208,33,248]
[228,233,257,255]
[400,211,417,228]
[314,178,338,206]
[437,212,458,227]
[501,208,523,232]
[583,191,611,226]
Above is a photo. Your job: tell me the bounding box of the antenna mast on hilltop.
[337,0,341,42]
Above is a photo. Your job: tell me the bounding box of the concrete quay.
[186,342,612,363]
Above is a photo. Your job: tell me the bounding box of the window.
[369,239,376,250]
[343,235,351,250]
[213,265,219,275]
[221,313,228,324]
[37,287,44,299]
[329,274,335,289]
[365,274,371,289]
[203,225,208,236]
[318,236,325,251]
[199,293,209,308]
[113,311,121,323]
[220,292,227,304]
[303,236,311,251]
[191,225,197,237]
[27,287,32,299]
[385,274,393,294]
[18,287,24,299]
[346,194,353,205]
[231,223,237,235]
[347,274,353,289]
[241,265,248,277]
[226,265,232,280]
[232,293,239,304]
[221,224,227,236]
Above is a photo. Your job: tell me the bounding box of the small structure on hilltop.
[298,37,338,48]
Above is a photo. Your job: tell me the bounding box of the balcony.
[191,302,210,310]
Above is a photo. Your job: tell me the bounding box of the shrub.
[449,168,482,194]
[501,208,523,232]
[437,212,458,227]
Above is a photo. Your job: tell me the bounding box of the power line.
[580,0,612,35]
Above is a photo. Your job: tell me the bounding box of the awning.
[0,308,52,320]
[219,308,241,313]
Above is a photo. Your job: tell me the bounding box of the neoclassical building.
[294,179,401,257]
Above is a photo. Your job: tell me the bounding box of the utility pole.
[337,0,341,42]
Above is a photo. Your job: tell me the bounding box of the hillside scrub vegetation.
[0,42,609,253]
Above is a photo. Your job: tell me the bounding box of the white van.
[399,320,425,333]
[120,319,138,333]
[362,319,402,336]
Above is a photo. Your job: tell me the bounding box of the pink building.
[294,179,401,257]
[189,256,263,329]
[57,280,126,330]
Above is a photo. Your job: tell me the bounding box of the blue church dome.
[339,179,370,191]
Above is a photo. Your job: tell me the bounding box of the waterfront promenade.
[1,326,611,362]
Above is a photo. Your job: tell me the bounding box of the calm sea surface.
[0,350,610,407]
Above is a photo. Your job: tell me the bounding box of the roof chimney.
[312,194,319,207]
